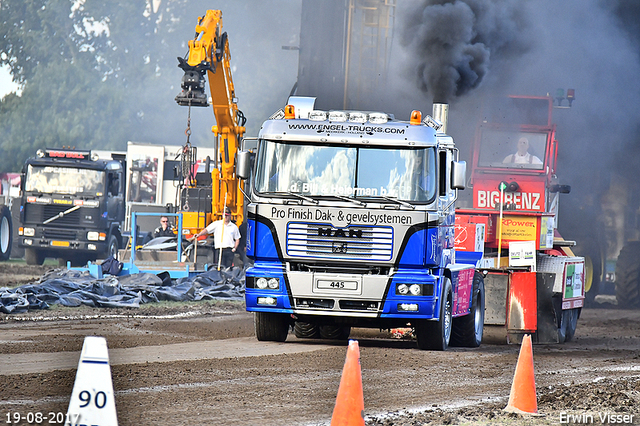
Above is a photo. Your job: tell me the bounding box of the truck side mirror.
[549,184,571,194]
[236,150,252,180]
[451,161,466,190]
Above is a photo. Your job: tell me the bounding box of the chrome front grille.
[286,222,393,261]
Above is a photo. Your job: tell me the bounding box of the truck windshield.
[25,165,105,196]
[254,140,436,202]
[477,130,547,170]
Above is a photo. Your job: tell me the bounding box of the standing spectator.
[191,207,241,269]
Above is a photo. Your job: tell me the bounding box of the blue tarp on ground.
[0,267,246,314]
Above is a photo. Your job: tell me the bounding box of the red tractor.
[455,94,584,343]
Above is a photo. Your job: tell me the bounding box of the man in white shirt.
[192,207,241,269]
[503,137,542,165]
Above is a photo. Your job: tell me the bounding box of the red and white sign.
[473,180,546,212]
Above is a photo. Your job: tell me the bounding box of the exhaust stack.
[432,103,449,134]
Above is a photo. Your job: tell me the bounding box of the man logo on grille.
[317,228,363,238]
[332,242,348,253]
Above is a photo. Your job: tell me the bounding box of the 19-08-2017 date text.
[4,412,81,424]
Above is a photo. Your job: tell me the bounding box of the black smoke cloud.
[401,0,530,103]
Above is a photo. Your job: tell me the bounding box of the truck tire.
[10,202,23,259]
[450,272,485,347]
[294,321,319,338]
[25,248,45,266]
[415,278,453,351]
[107,234,119,260]
[254,312,289,342]
[318,325,351,340]
[0,205,12,261]
[573,237,605,305]
[558,308,580,343]
[615,241,640,308]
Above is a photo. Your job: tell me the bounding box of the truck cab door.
[106,171,124,222]
[438,149,456,251]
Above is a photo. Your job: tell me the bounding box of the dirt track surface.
[1,263,639,426]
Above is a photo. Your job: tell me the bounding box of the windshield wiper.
[332,194,367,207]
[286,191,319,205]
[380,195,415,210]
[43,205,81,224]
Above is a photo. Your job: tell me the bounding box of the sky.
[0,64,20,98]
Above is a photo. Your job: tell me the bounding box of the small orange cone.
[504,334,538,414]
[330,340,365,426]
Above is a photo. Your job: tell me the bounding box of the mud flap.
[509,272,558,344]
[484,272,509,325]
[507,272,537,333]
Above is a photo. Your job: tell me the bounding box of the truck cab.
[18,148,125,266]
[240,97,483,350]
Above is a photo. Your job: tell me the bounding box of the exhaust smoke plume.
[401,0,529,103]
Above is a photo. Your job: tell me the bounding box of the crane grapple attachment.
[175,57,209,107]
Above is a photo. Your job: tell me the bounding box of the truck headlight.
[23,227,35,237]
[87,231,99,241]
[396,283,426,296]
[256,278,268,289]
[254,277,280,290]
[409,284,422,296]
[267,278,279,289]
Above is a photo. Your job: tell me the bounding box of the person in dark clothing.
[153,216,175,238]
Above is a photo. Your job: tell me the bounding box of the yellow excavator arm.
[176,10,246,228]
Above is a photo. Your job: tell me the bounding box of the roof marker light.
[368,112,388,124]
[566,89,575,107]
[348,112,367,123]
[410,110,422,125]
[328,111,348,122]
[284,105,296,119]
[309,110,327,121]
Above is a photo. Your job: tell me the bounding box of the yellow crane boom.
[176,10,246,229]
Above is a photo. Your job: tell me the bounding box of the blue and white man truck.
[237,97,485,350]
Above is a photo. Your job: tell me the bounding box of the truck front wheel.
[107,235,119,260]
[254,312,289,342]
[0,205,12,261]
[25,248,45,266]
[451,272,485,347]
[415,278,453,351]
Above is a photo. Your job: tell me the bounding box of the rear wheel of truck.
[450,272,485,347]
[254,312,289,342]
[415,278,453,351]
[0,205,12,261]
[318,325,351,340]
[107,235,119,260]
[615,241,640,308]
[25,248,45,266]
[294,321,319,338]
[573,236,605,306]
[558,308,580,343]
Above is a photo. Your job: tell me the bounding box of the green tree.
[0,0,301,173]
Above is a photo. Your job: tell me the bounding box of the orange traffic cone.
[330,340,365,426]
[504,334,538,414]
